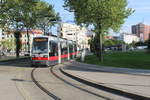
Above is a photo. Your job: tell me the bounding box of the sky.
[45,0,150,34]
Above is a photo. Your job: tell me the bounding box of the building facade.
[61,23,92,50]
[0,29,43,52]
[132,23,150,41]
[120,33,140,44]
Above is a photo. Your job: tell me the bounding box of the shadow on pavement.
[63,64,150,76]
[63,65,109,72]
[63,65,150,87]
[11,78,33,83]
[0,58,34,68]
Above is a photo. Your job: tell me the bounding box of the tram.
[31,35,78,66]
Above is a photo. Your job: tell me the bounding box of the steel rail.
[31,68,61,100]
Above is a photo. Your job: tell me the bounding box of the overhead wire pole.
[57,22,61,64]
[75,29,77,57]
[67,40,70,60]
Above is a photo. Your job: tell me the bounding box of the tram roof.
[33,35,75,43]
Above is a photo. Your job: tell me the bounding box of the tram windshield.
[32,38,48,54]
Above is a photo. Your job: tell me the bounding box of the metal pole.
[72,42,75,59]
[75,30,78,57]
[57,23,61,64]
[67,40,70,60]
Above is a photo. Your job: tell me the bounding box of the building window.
[67,34,72,35]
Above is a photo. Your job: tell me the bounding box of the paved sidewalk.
[0,56,26,62]
[71,61,150,76]
[0,67,24,100]
[0,55,16,61]
[63,61,150,98]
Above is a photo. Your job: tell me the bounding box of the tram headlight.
[32,55,35,57]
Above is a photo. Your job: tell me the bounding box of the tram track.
[50,65,111,100]
[31,64,132,100]
[60,64,150,100]
[31,68,61,100]
[31,66,106,100]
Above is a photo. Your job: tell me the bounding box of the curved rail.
[50,66,111,100]
[31,68,61,100]
[60,66,150,100]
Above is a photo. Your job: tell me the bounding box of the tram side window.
[74,44,77,52]
[49,42,52,56]
[53,43,58,56]
[49,41,58,56]
[69,44,73,53]
[62,47,67,54]
[61,42,67,55]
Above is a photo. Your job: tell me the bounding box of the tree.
[0,0,60,57]
[64,0,134,61]
[1,0,38,57]
[103,39,123,47]
[35,1,60,35]
[1,38,15,50]
[147,34,150,53]
[1,0,25,58]
[0,0,15,28]
[19,0,38,52]
[14,31,21,57]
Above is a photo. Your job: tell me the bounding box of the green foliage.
[0,0,13,28]
[35,1,60,34]
[82,52,150,69]
[0,0,60,57]
[64,0,134,61]
[104,39,124,47]
[129,41,136,48]
[64,0,134,32]
[0,0,60,31]
[135,41,147,46]
[1,39,15,50]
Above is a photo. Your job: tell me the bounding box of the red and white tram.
[31,35,78,66]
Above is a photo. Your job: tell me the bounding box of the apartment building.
[132,23,150,41]
[0,29,43,51]
[60,23,93,49]
[120,33,140,44]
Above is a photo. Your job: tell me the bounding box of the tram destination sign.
[34,38,48,42]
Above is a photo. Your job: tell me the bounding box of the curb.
[0,57,29,63]
[63,63,150,77]
[60,67,150,100]
[65,61,150,76]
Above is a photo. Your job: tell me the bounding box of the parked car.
[24,51,30,56]
[136,46,148,50]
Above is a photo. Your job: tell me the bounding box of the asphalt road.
[0,59,108,100]
[0,59,133,100]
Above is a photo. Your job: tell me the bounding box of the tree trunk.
[14,31,21,58]
[26,28,30,53]
[95,21,103,62]
[95,37,99,57]
[99,33,103,62]
[148,34,150,53]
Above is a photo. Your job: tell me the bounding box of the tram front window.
[32,38,48,54]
